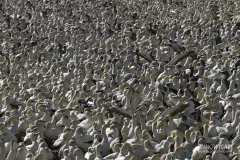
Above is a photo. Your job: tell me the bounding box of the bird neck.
[237,125,240,135]
[150,75,156,87]
[23,70,30,88]
[134,128,140,141]
[64,141,70,146]
[10,141,15,152]
[205,80,211,94]
[229,81,234,91]
[101,127,108,140]
[124,91,131,108]
[97,117,104,126]
[232,112,240,128]
[138,115,146,129]
[0,96,2,109]
[4,101,11,110]
[19,73,24,90]
[174,136,181,151]
[185,130,192,143]
[156,86,162,96]
[111,63,116,75]
[203,124,209,138]
[152,123,158,135]
[220,79,225,86]
[96,147,102,158]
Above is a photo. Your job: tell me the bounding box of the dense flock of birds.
[1,0,240,159]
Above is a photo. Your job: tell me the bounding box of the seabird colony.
[1,0,240,159]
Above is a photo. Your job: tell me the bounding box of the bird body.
[1,1,240,160]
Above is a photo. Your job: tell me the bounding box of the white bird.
[96,124,110,157]
[73,148,86,160]
[191,138,208,160]
[16,142,27,160]
[222,104,233,123]
[126,126,142,145]
[73,128,93,152]
[131,140,155,159]
[116,143,132,160]
[44,122,62,140]
[104,143,121,159]
[61,149,71,160]
[26,133,39,154]
[77,110,96,131]
[53,128,72,147]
